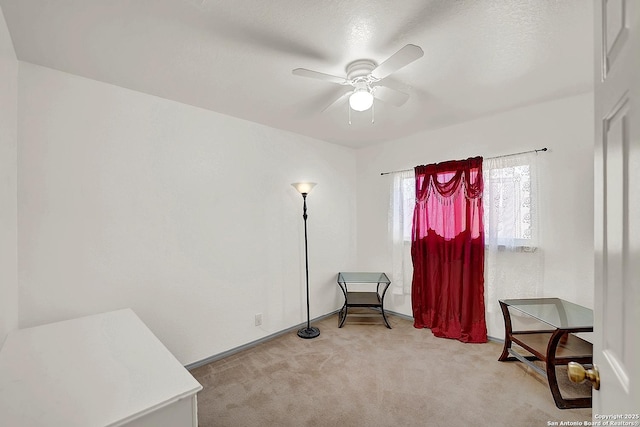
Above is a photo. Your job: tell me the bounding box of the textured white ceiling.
[0,0,593,148]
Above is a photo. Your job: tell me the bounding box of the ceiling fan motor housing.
[346,59,377,81]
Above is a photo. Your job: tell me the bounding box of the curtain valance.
[415,156,483,202]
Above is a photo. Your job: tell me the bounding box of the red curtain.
[411,157,487,343]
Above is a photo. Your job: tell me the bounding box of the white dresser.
[0,309,202,427]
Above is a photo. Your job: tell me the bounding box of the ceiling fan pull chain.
[348,105,352,125]
[371,101,375,124]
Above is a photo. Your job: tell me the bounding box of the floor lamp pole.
[297,191,320,339]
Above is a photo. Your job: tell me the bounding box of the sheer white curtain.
[483,152,544,339]
[388,170,415,295]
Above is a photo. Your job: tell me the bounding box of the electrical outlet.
[255,313,262,327]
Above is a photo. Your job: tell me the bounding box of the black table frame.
[337,272,392,329]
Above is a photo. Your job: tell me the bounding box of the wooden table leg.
[546,330,592,409]
[498,301,513,361]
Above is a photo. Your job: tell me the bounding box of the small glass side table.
[336,272,392,329]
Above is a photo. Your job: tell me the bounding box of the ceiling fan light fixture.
[349,88,374,111]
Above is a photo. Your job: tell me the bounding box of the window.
[400,175,415,241]
[388,170,415,295]
[483,163,536,248]
[390,159,538,246]
[483,157,538,250]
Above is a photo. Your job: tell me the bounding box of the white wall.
[0,6,18,348]
[355,93,594,338]
[11,54,595,360]
[17,62,356,365]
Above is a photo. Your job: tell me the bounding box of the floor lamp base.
[297,326,320,339]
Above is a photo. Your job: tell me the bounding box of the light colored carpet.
[191,311,592,427]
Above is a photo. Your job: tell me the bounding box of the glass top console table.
[336,272,392,329]
[498,298,593,409]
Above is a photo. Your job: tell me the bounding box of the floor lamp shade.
[292,182,320,339]
[291,182,316,195]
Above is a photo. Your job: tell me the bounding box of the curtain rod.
[379,147,548,176]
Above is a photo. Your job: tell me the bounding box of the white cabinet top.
[0,309,202,427]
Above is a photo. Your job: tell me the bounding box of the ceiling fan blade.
[373,86,410,107]
[292,68,348,85]
[370,44,424,80]
[184,2,329,61]
[322,90,353,112]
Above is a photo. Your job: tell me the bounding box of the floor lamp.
[292,182,320,339]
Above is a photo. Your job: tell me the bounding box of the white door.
[593,0,639,414]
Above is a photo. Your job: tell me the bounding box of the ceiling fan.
[292,44,424,113]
